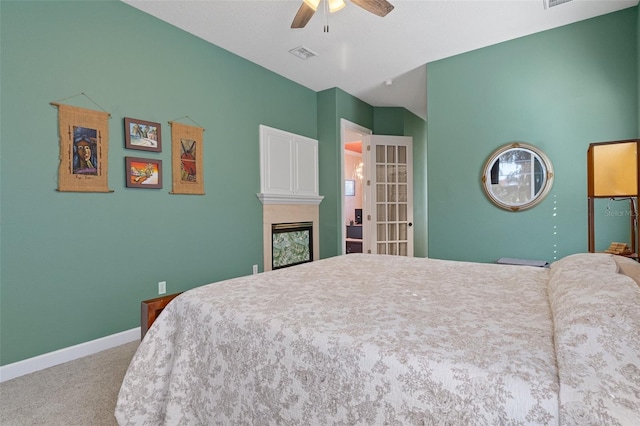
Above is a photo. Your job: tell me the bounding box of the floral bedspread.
[548,254,640,425]
[115,253,639,425]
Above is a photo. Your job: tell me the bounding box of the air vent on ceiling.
[544,0,572,9]
[289,46,318,60]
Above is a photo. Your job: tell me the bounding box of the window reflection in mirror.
[482,143,554,211]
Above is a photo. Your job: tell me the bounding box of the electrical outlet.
[158,281,166,295]
[252,264,258,275]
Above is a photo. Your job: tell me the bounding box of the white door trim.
[340,119,371,254]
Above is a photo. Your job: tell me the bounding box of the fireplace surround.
[261,204,319,272]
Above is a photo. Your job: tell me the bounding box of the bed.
[115,253,640,425]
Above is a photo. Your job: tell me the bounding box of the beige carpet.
[0,341,139,426]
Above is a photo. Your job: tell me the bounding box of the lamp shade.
[588,140,638,197]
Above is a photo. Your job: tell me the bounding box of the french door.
[367,135,414,256]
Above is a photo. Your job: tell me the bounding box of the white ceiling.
[122,0,638,120]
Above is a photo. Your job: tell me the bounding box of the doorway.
[340,119,414,256]
[341,120,371,254]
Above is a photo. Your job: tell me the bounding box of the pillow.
[549,253,617,279]
[613,255,640,287]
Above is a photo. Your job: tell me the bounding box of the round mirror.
[481,142,554,211]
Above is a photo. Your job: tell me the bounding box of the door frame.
[340,119,372,254]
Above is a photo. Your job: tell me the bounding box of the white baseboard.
[0,327,140,383]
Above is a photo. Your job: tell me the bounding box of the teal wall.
[373,107,405,135]
[427,8,638,263]
[0,0,321,365]
[0,1,426,365]
[403,110,429,258]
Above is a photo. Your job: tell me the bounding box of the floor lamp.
[587,139,640,259]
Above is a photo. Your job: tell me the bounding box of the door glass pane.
[399,242,407,256]
[387,204,396,221]
[377,204,386,221]
[399,223,407,240]
[398,146,407,164]
[398,184,407,202]
[388,243,397,255]
[376,145,385,163]
[398,164,407,183]
[377,223,386,240]
[387,165,396,183]
[377,243,386,254]
[387,146,396,163]
[398,204,407,221]
[376,184,386,201]
[388,223,397,241]
[376,165,386,182]
[387,185,396,202]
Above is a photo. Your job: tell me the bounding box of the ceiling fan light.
[328,0,346,13]
[303,0,321,11]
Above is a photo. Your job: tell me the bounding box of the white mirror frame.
[481,142,554,212]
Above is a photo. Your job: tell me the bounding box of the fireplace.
[271,222,313,270]
[261,205,319,272]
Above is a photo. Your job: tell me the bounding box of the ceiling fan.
[291,0,394,29]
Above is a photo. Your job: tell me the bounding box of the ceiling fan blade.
[291,2,316,28]
[351,0,394,17]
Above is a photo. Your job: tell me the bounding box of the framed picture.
[345,179,355,196]
[125,157,162,189]
[124,117,162,152]
[170,121,205,195]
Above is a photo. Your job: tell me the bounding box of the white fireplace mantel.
[257,193,324,205]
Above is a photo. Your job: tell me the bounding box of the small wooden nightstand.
[140,292,182,339]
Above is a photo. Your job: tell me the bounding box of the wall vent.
[289,46,318,60]
[544,0,572,9]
